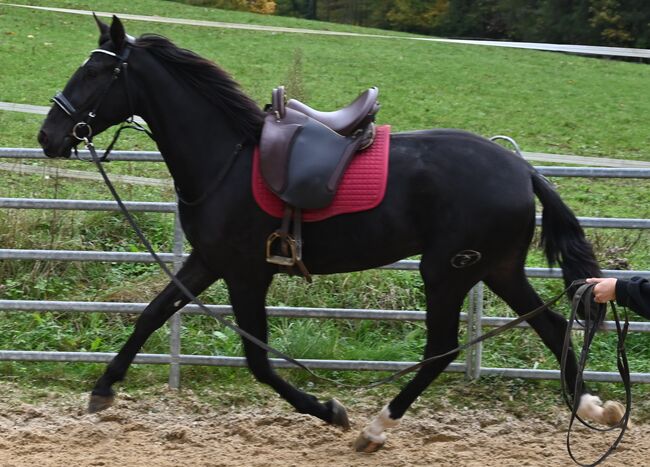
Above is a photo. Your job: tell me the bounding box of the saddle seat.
[286,87,379,137]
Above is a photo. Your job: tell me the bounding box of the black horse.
[38,16,622,451]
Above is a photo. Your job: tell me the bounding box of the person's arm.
[615,276,650,319]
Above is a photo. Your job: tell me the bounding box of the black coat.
[616,276,650,319]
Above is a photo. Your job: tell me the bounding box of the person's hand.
[586,277,618,303]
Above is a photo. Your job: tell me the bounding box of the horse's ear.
[109,15,126,52]
[94,12,110,45]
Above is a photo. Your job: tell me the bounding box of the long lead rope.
[81,136,575,389]
[81,133,631,466]
[561,282,632,466]
[82,138,335,382]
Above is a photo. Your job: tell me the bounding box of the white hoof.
[354,404,400,453]
[577,394,629,427]
[577,394,604,421]
[353,433,385,453]
[603,401,628,427]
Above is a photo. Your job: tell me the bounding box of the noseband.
[51,45,133,144]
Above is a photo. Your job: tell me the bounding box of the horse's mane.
[135,34,264,141]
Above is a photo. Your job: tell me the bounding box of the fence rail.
[1,148,649,387]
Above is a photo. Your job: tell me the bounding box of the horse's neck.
[135,67,242,202]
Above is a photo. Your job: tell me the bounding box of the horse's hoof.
[88,394,115,413]
[327,398,350,430]
[603,401,628,427]
[353,433,384,453]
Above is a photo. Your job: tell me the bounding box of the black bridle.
[52,46,131,141]
[51,42,152,160]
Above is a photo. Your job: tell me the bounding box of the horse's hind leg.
[355,255,481,452]
[483,264,624,426]
[89,252,218,412]
[225,274,350,429]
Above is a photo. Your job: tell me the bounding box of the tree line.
[172,0,650,48]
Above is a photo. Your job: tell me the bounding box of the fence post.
[465,281,484,380]
[168,207,185,389]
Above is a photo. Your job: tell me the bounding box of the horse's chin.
[43,138,74,159]
[44,148,72,159]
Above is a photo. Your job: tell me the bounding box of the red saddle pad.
[252,125,391,222]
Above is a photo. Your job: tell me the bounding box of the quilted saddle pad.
[252,124,390,222]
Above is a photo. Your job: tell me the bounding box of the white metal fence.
[1,148,649,387]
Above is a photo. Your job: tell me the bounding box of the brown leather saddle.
[259,86,380,280]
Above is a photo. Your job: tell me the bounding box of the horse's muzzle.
[38,129,73,158]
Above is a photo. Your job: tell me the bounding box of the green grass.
[0,0,649,418]
[2,0,650,158]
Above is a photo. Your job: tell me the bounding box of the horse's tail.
[531,171,601,292]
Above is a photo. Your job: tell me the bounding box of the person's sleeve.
[615,276,650,319]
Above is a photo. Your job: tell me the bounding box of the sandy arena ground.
[1,382,648,467]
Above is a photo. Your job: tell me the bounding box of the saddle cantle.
[258,86,381,279]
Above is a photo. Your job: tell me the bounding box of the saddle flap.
[259,109,306,193]
[281,119,359,209]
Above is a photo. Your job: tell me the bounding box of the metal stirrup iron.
[265,205,312,282]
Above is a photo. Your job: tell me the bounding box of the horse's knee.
[249,368,274,385]
[136,302,182,333]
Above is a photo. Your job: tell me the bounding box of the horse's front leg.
[225,273,350,429]
[89,252,218,412]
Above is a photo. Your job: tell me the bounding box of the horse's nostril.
[37,130,49,147]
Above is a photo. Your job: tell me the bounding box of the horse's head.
[38,15,135,158]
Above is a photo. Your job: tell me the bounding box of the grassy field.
[0,0,649,417]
